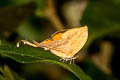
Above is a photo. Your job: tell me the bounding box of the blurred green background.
[0,0,120,80]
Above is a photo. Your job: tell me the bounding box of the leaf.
[0,75,6,80]
[81,0,120,47]
[3,65,15,80]
[17,15,57,41]
[0,3,35,38]
[0,46,92,80]
[0,0,33,6]
[0,40,1,46]
[83,60,119,80]
[0,65,15,80]
[0,65,24,80]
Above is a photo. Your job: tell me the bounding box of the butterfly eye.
[52,33,62,40]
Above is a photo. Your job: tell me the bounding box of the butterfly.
[17,26,88,64]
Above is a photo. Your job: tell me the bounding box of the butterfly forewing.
[61,26,88,58]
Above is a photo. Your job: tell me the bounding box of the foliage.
[0,46,92,80]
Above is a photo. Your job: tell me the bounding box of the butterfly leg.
[69,58,75,64]
[66,56,78,64]
[17,40,39,47]
[59,58,63,61]
[70,56,79,64]
[59,55,79,64]
[59,58,66,62]
[32,40,40,45]
[59,57,76,64]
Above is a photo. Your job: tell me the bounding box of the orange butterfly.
[17,26,88,64]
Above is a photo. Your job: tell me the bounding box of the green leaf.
[11,0,34,6]
[0,40,1,46]
[0,65,24,80]
[0,75,6,80]
[0,0,48,12]
[3,65,15,80]
[0,0,34,6]
[0,46,92,80]
[0,65,15,80]
[81,0,120,47]
[83,60,119,80]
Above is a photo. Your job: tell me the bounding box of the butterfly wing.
[51,29,67,38]
[39,26,88,59]
[49,39,73,59]
[61,26,88,57]
[40,38,72,58]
